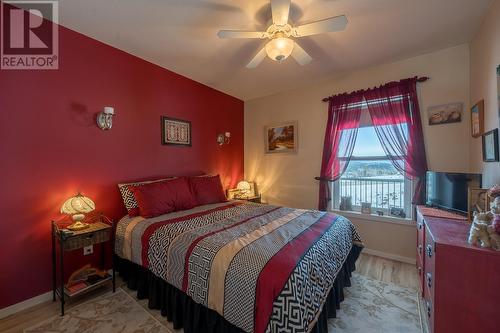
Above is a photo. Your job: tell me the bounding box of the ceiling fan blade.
[217,30,267,39]
[293,15,348,37]
[291,42,312,66]
[247,47,267,69]
[271,0,291,26]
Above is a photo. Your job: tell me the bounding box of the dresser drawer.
[416,214,425,258]
[423,286,434,333]
[424,225,435,296]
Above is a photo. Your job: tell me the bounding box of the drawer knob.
[418,244,423,253]
[426,244,433,258]
[418,223,423,230]
[426,272,432,288]
[418,267,422,275]
[426,300,432,317]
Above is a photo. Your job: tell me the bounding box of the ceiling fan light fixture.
[265,37,294,62]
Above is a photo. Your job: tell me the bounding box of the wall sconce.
[217,132,231,145]
[97,106,115,130]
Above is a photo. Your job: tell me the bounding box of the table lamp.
[236,181,252,198]
[60,193,95,230]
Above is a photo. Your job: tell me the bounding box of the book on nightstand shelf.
[64,273,112,297]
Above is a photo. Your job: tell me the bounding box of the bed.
[115,200,362,333]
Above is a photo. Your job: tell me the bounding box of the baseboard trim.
[362,248,416,265]
[0,291,52,319]
[0,269,115,319]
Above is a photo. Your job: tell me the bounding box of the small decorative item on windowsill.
[339,196,352,211]
[361,202,371,214]
[390,207,406,218]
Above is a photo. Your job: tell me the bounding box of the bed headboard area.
[0,24,243,309]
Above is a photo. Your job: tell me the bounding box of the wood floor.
[0,253,419,333]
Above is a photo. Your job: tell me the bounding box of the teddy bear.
[468,211,493,248]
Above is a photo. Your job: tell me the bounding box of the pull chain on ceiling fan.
[217,0,348,68]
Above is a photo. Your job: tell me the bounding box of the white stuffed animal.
[490,197,500,214]
[468,211,493,248]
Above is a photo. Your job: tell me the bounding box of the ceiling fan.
[217,0,348,68]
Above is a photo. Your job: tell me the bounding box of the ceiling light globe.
[266,37,294,62]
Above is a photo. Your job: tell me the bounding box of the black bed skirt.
[115,245,362,333]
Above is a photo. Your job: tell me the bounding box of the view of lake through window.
[334,125,407,213]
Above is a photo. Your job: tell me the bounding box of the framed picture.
[497,65,500,129]
[427,102,463,126]
[471,100,485,138]
[265,121,298,154]
[467,188,490,223]
[482,129,499,162]
[161,116,191,146]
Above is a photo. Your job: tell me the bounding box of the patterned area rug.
[24,289,168,333]
[329,273,422,333]
[24,274,421,333]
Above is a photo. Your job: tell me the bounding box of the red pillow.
[189,174,227,206]
[130,178,197,218]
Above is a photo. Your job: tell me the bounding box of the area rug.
[24,289,169,333]
[328,273,422,333]
[24,274,421,333]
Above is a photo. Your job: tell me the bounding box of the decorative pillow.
[129,177,197,218]
[118,178,174,216]
[189,174,227,206]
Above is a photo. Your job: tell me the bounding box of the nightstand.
[51,213,115,316]
[239,195,262,203]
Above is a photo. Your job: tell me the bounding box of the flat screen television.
[426,171,482,214]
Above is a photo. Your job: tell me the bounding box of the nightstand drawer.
[64,229,111,251]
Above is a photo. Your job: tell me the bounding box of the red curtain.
[318,77,428,211]
[365,78,428,204]
[318,92,364,211]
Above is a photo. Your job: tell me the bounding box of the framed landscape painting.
[471,100,485,138]
[265,121,298,154]
[427,102,463,126]
[161,116,191,146]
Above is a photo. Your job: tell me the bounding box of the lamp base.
[67,221,90,231]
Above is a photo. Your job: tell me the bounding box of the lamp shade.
[265,37,294,62]
[237,181,251,191]
[61,193,95,221]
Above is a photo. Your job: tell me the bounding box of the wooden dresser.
[416,206,500,333]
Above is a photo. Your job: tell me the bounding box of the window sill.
[330,209,416,227]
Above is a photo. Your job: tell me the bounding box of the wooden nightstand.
[51,214,115,316]
[239,195,262,203]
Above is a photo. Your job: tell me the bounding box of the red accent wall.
[0,24,243,308]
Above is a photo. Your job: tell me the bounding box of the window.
[331,116,413,218]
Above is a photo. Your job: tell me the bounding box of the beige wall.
[244,44,471,261]
[470,0,500,186]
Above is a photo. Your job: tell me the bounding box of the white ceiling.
[58,0,493,100]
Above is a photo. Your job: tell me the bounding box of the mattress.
[115,201,362,333]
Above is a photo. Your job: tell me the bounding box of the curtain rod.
[321,76,429,102]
